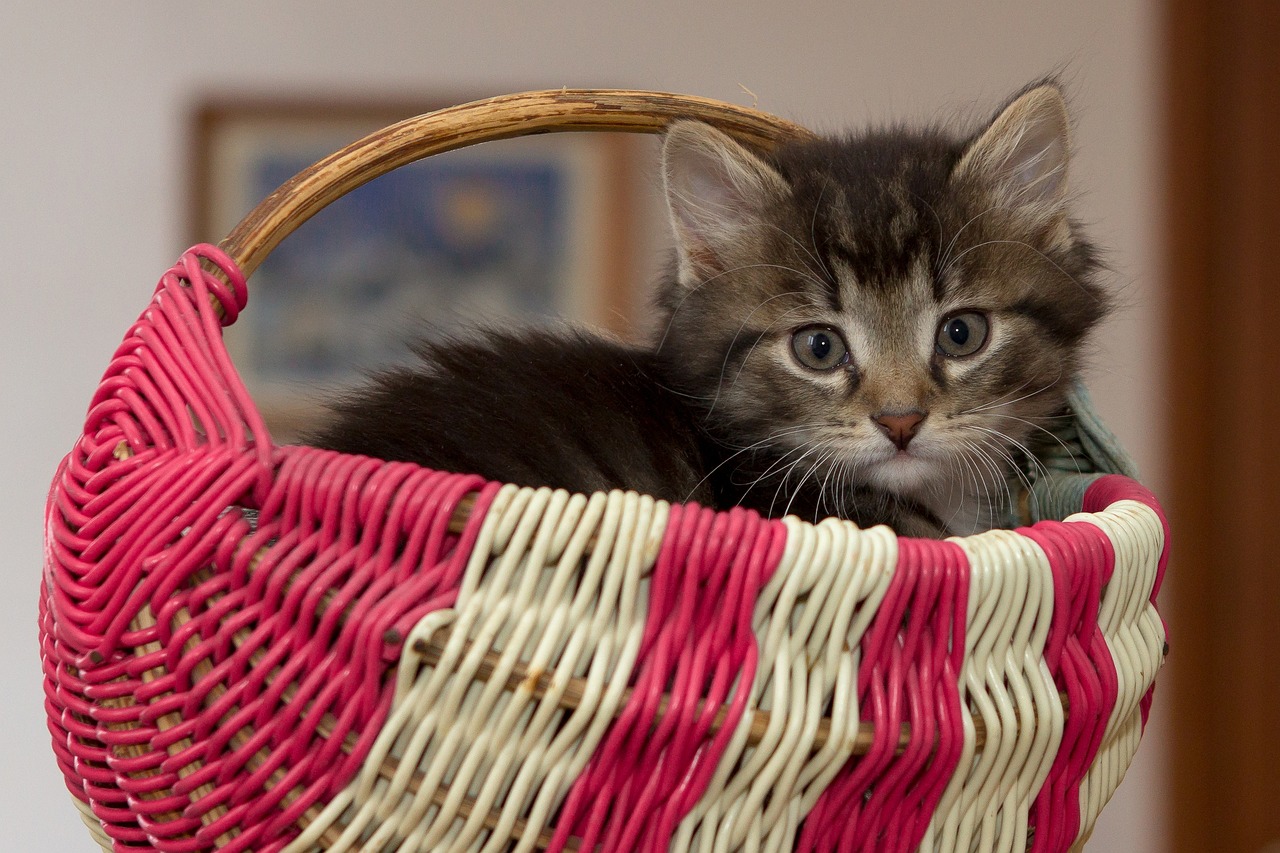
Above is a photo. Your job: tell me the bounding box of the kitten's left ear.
[954,83,1071,222]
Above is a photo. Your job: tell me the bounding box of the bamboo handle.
[218,89,814,280]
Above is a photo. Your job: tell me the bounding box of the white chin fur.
[865,453,940,493]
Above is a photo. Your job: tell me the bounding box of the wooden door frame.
[1162,0,1280,849]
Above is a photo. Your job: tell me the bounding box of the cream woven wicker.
[40,90,1168,853]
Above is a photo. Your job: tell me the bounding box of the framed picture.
[189,97,639,437]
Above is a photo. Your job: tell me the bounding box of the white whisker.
[953,374,1060,415]
[942,238,1103,305]
[938,202,1003,274]
[679,424,821,503]
[976,412,1081,471]
[656,262,823,353]
[709,294,813,413]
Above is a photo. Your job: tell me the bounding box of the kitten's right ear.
[661,121,788,286]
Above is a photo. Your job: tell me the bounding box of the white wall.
[0,2,1165,849]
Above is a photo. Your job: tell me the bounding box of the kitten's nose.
[873,410,927,450]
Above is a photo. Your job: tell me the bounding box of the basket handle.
[218,89,815,279]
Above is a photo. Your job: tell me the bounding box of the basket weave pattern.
[42,246,1166,852]
[40,93,1168,853]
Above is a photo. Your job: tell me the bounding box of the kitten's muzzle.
[872,410,927,451]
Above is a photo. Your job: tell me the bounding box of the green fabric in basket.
[1012,379,1139,526]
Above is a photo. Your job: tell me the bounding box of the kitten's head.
[655,83,1106,517]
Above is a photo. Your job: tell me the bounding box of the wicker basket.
[40,90,1168,853]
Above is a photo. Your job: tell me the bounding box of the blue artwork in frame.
[191,99,633,435]
[249,155,568,381]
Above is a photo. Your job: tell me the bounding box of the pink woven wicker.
[40,90,1168,852]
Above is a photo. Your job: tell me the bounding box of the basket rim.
[218,89,814,281]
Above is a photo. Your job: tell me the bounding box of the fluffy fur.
[309,328,711,505]
[308,82,1107,537]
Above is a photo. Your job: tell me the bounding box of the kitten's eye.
[936,312,989,357]
[791,326,850,370]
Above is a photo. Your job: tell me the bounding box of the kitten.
[308,82,1106,537]
[654,81,1106,535]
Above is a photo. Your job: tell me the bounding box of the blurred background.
[2,1,1273,850]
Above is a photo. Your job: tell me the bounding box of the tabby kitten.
[309,82,1106,537]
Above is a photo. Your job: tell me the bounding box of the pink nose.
[873,410,927,450]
